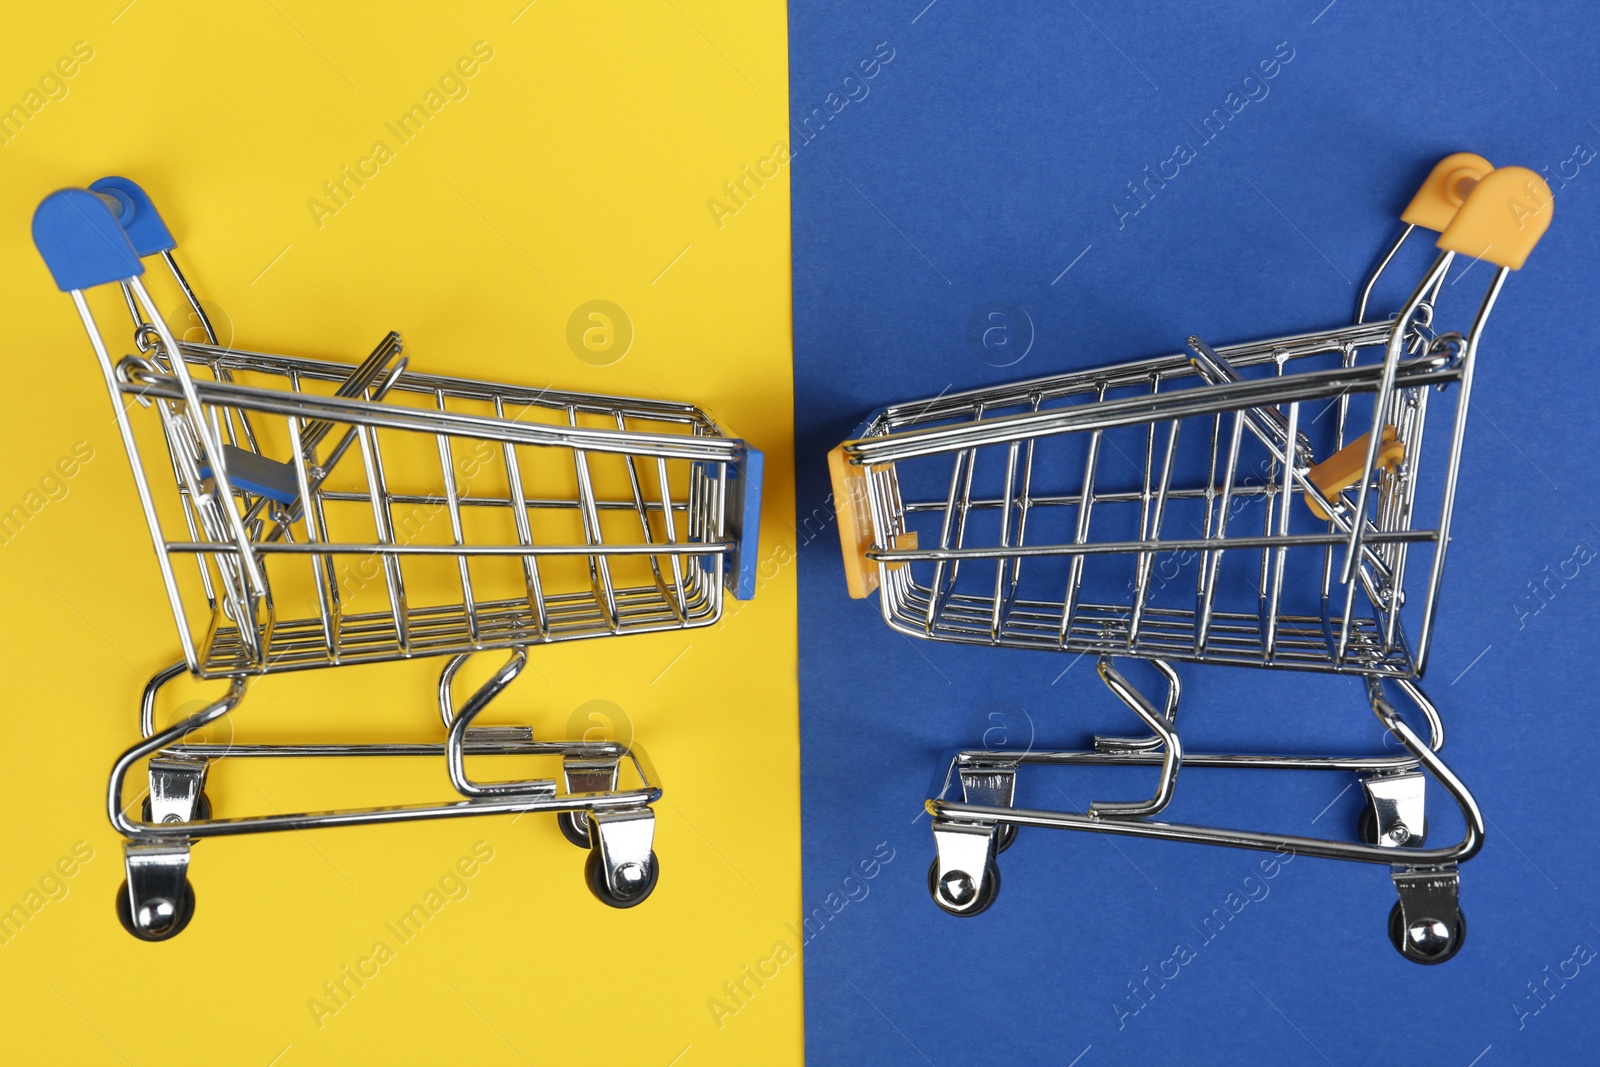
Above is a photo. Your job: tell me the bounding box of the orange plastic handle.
[828,445,880,599]
[1437,165,1554,270]
[1400,153,1495,232]
[827,445,917,598]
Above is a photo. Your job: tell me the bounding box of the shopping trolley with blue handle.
[34,178,763,939]
[829,156,1552,963]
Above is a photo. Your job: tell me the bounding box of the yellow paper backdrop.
[0,2,799,1064]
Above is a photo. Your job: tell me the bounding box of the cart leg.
[1358,770,1427,847]
[1093,658,1180,752]
[1388,864,1465,964]
[928,819,1001,917]
[585,808,658,908]
[441,649,558,799]
[959,761,1018,853]
[118,758,206,941]
[120,844,196,940]
[1089,657,1182,818]
[1365,678,1465,962]
[558,757,620,848]
[145,755,209,824]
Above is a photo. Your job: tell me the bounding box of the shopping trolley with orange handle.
[828,156,1552,963]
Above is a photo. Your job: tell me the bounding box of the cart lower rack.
[34,178,763,939]
[829,155,1552,963]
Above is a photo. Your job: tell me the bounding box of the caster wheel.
[1388,900,1466,965]
[557,810,592,848]
[995,821,1017,854]
[115,879,196,941]
[927,857,1001,917]
[585,848,658,908]
[141,792,212,825]
[1358,805,1426,848]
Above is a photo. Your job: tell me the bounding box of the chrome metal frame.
[59,224,756,937]
[838,220,1511,963]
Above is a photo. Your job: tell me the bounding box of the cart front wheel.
[927,857,1000,917]
[995,821,1017,854]
[1387,900,1465,965]
[116,878,196,941]
[585,848,658,908]
[557,810,591,848]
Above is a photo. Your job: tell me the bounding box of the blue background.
[788,2,1599,1064]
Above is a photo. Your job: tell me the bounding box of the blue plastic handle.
[89,176,177,257]
[695,444,764,601]
[729,445,764,601]
[32,188,144,292]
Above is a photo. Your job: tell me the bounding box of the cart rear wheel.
[927,857,1000,917]
[1387,900,1465,965]
[115,878,196,941]
[141,792,212,825]
[557,810,592,848]
[995,821,1017,854]
[1358,804,1426,848]
[585,848,658,908]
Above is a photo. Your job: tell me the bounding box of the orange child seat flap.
[1306,426,1405,521]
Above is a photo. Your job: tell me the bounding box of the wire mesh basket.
[34,177,763,938]
[828,155,1553,963]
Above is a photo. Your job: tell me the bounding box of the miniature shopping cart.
[829,156,1552,964]
[33,178,763,940]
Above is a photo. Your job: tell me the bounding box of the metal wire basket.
[828,156,1552,963]
[34,177,764,938]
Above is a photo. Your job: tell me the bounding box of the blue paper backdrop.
[789,2,1598,1064]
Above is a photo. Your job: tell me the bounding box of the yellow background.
[0,2,799,1064]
